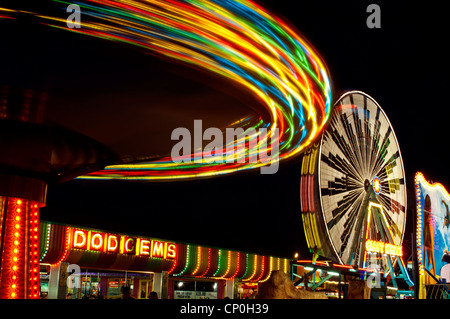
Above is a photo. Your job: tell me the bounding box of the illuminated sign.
[365,239,403,256]
[372,176,381,195]
[415,172,450,298]
[70,229,177,259]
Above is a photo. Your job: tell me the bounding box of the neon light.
[240,253,253,281]
[124,237,135,254]
[42,222,290,281]
[191,246,202,276]
[174,245,192,276]
[415,172,450,201]
[247,255,259,281]
[70,228,176,259]
[415,172,450,297]
[40,224,52,261]
[214,250,225,277]
[167,244,177,259]
[51,226,71,266]
[220,251,232,279]
[254,256,265,281]
[152,241,165,258]
[365,239,402,256]
[8,199,25,299]
[199,248,212,277]
[140,239,151,256]
[91,233,104,250]
[366,202,400,249]
[107,235,119,253]
[73,230,87,249]
[259,257,273,282]
[0,198,41,299]
[373,176,381,195]
[27,203,40,299]
[415,173,425,279]
[167,254,178,274]
[230,252,241,279]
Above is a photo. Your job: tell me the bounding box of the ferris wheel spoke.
[377,193,404,241]
[340,114,365,175]
[351,107,365,166]
[321,152,362,189]
[320,177,362,197]
[326,189,364,229]
[328,191,364,256]
[378,189,406,214]
[372,127,393,174]
[340,196,365,258]
[363,118,373,177]
[328,118,366,181]
[374,151,400,179]
[381,177,404,195]
[368,119,382,175]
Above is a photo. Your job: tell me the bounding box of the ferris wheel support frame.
[300,91,408,270]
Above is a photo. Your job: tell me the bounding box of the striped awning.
[39,222,289,282]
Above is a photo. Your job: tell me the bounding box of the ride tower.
[0,87,115,298]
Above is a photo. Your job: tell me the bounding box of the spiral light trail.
[1,0,332,180]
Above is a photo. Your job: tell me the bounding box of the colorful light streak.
[0,0,332,180]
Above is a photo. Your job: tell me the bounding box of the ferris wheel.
[300,91,407,267]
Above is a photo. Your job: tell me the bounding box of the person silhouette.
[121,286,135,299]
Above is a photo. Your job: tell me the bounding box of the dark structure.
[0,86,116,298]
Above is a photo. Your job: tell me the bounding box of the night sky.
[1,0,449,261]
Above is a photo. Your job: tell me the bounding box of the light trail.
[1,0,332,180]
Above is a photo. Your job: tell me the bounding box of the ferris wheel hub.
[364,179,371,192]
[372,176,381,195]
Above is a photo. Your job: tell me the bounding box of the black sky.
[1,0,449,260]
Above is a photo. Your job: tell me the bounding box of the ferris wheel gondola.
[300,91,407,267]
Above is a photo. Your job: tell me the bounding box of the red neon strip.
[199,248,212,277]
[27,202,40,299]
[51,226,71,266]
[254,256,265,281]
[231,252,241,279]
